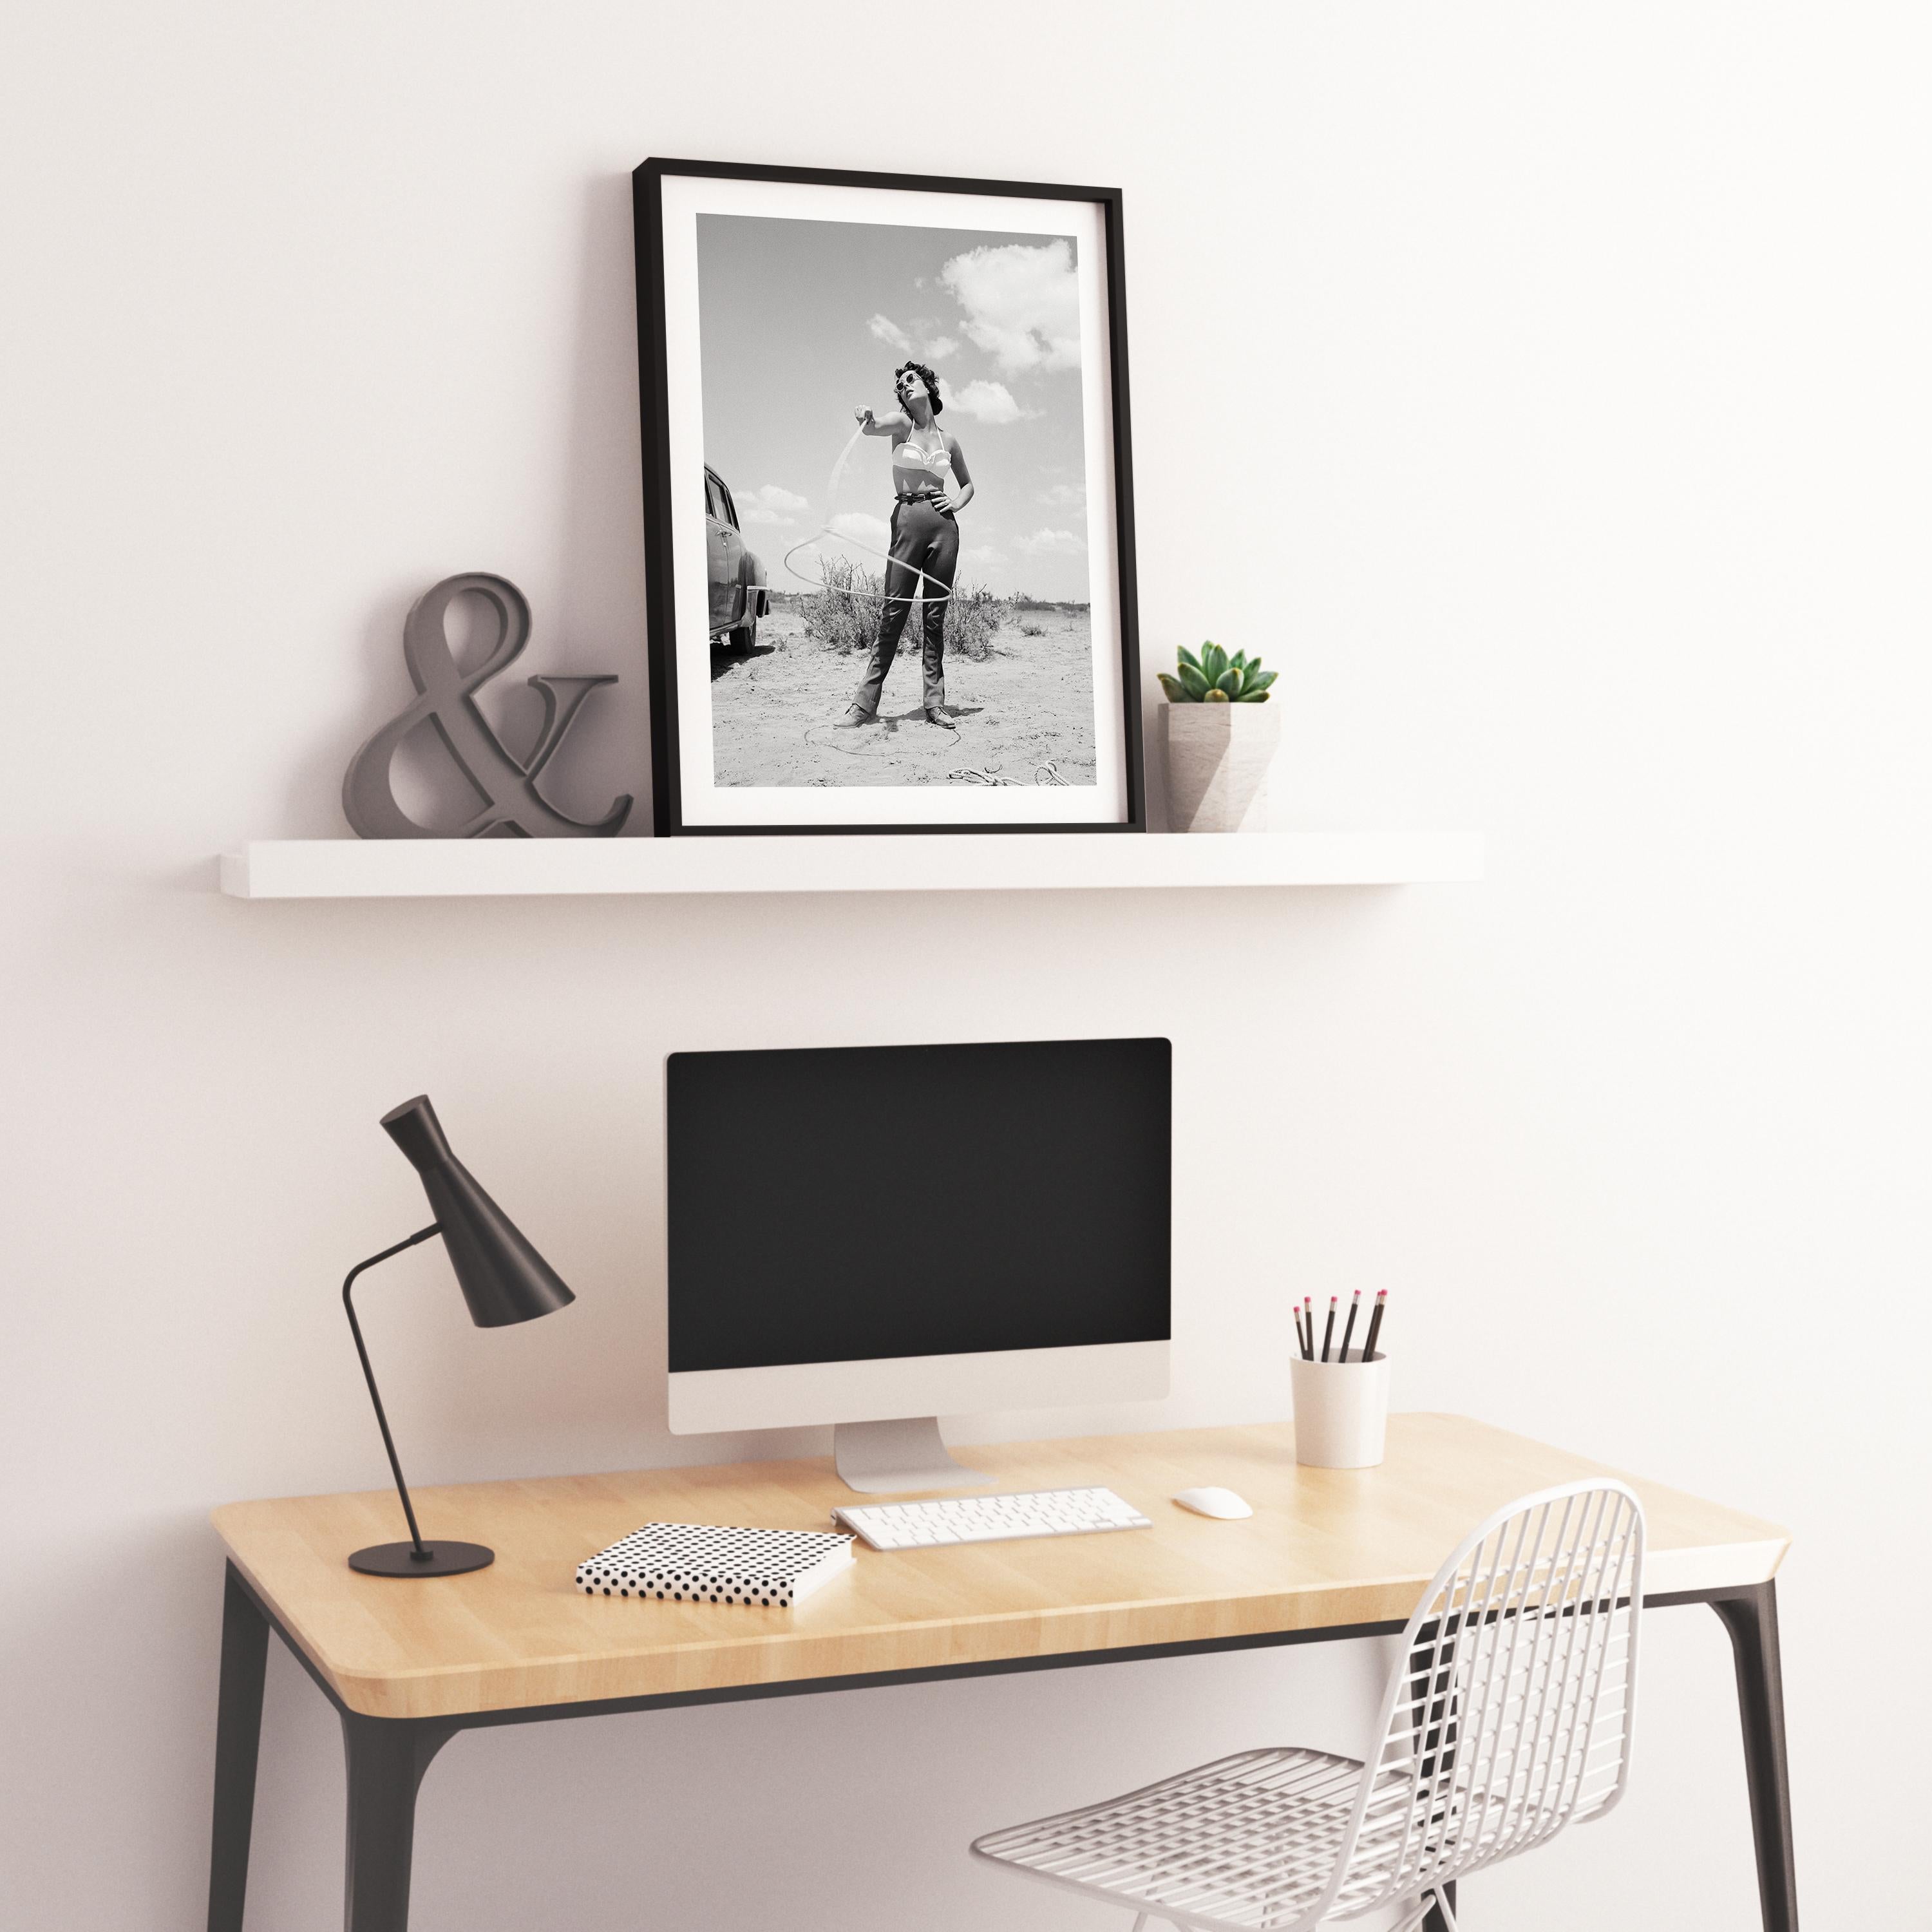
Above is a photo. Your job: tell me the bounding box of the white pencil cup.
[1290,1350,1390,1469]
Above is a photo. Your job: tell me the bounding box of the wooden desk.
[207,1416,1797,1932]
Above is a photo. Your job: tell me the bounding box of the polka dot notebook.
[576,1522,857,1609]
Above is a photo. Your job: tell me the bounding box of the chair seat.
[971,1747,1373,1932]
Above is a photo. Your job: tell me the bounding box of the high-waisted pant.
[852,495,958,715]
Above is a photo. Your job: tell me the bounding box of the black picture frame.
[632,156,1144,837]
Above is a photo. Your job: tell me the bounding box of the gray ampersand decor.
[343,573,632,838]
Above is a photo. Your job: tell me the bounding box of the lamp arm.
[343,1224,442,1559]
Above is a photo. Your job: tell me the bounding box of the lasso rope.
[947,761,1071,786]
[775,422,964,605]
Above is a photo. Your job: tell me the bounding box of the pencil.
[1293,1303,1307,1358]
[1303,1296,1314,1361]
[1321,1295,1337,1363]
[1339,1289,1361,1363]
[1361,1289,1388,1363]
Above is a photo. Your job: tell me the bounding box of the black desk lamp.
[342,1095,574,1577]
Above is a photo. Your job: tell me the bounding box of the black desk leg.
[1411,1622,1460,1932]
[340,1712,457,1932]
[1711,1581,1799,1932]
[208,1564,271,1932]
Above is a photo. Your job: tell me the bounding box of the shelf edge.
[218,833,1485,900]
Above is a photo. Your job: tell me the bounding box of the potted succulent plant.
[1157,643,1280,831]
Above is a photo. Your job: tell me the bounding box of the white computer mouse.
[1172,1486,1253,1520]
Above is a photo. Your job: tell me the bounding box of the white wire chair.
[971,1479,1644,1932]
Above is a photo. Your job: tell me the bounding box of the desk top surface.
[213,1414,1788,1719]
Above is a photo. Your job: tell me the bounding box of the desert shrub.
[802,556,1009,661]
[1019,621,1046,638]
[945,584,1008,661]
[800,554,882,652]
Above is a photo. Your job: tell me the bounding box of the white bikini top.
[892,430,954,478]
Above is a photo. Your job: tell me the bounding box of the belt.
[895,489,949,506]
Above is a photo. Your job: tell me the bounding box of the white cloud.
[1015,527,1087,556]
[1038,482,1085,509]
[940,378,1038,425]
[940,240,1081,375]
[828,511,891,556]
[737,484,810,526]
[872,316,959,365]
[957,542,1012,593]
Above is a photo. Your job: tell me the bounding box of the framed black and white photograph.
[634,158,1142,835]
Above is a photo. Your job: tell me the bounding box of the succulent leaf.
[1173,643,1276,703]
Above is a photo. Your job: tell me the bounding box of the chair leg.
[1421,1879,1457,1932]
[1387,1895,1442,1932]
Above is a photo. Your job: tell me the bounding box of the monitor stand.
[833,1417,989,1495]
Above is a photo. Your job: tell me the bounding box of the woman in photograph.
[840,360,974,727]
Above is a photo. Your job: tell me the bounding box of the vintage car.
[705,466,768,650]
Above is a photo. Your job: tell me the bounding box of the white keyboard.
[832,1486,1152,1550]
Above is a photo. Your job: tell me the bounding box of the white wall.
[4,3,1927,1927]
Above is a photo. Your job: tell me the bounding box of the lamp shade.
[380,1095,575,1327]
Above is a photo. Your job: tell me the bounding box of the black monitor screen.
[667,1038,1171,1373]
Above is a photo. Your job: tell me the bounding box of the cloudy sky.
[696,213,1091,602]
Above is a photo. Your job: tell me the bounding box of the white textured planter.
[1161,703,1281,832]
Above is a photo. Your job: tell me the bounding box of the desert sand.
[710,608,1099,790]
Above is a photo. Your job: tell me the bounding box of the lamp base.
[348,1540,495,1578]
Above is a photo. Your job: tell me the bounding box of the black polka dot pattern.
[575,1522,856,1610]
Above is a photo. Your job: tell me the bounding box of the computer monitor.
[666,1037,1171,1492]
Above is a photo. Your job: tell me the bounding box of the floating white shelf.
[219,832,1483,900]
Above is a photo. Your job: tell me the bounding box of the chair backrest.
[1327,1479,1645,1918]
